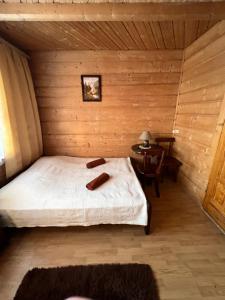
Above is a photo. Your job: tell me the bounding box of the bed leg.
[144,200,152,235]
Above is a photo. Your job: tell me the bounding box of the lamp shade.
[139,131,151,141]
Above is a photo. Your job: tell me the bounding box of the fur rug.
[14,264,160,300]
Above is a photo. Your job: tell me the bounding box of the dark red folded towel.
[86,173,110,190]
[86,158,106,169]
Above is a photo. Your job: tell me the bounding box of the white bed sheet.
[0,156,147,227]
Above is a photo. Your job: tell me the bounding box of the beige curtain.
[0,43,43,178]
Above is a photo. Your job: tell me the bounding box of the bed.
[0,156,151,234]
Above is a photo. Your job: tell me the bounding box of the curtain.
[0,43,43,178]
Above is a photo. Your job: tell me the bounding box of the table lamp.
[139,131,151,148]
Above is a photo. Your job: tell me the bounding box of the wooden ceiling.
[0,0,223,2]
[0,2,223,51]
[0,20,218,51]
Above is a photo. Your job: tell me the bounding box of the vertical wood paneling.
[160,21,175,49]
[174,21,225,201]
[173,21,185,49]
[150,21,165,49]
[30,50,182,157]
[0,21,219,51]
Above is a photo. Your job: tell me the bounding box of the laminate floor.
[0,181,225,300]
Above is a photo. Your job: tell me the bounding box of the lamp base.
[143,140,150,147]
[139,144,151,150]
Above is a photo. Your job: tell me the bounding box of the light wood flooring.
[0,181,225,300]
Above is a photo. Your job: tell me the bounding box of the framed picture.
[81,75,102,102]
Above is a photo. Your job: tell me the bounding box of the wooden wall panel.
[174,20,225,202]
[30,50,182,157]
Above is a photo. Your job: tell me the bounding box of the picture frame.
[81,75,102,102]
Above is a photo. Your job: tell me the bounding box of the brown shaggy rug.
[14,264,160,300]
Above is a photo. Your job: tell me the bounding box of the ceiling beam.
[0,3,224,22]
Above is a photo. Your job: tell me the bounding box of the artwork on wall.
[81,75,102,102]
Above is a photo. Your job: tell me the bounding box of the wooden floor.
[0,181,225,300]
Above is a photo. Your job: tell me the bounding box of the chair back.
[142,148,165,176]
[155,137,175,156]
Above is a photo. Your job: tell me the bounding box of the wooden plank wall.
[173,20,225,201]
[30,50,182,157]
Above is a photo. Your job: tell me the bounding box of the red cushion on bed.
[86,158,106,169]
[86,173,110,190]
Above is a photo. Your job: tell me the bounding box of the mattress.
[0,156,147,227]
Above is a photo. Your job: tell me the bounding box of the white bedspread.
[0,156,147,227]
